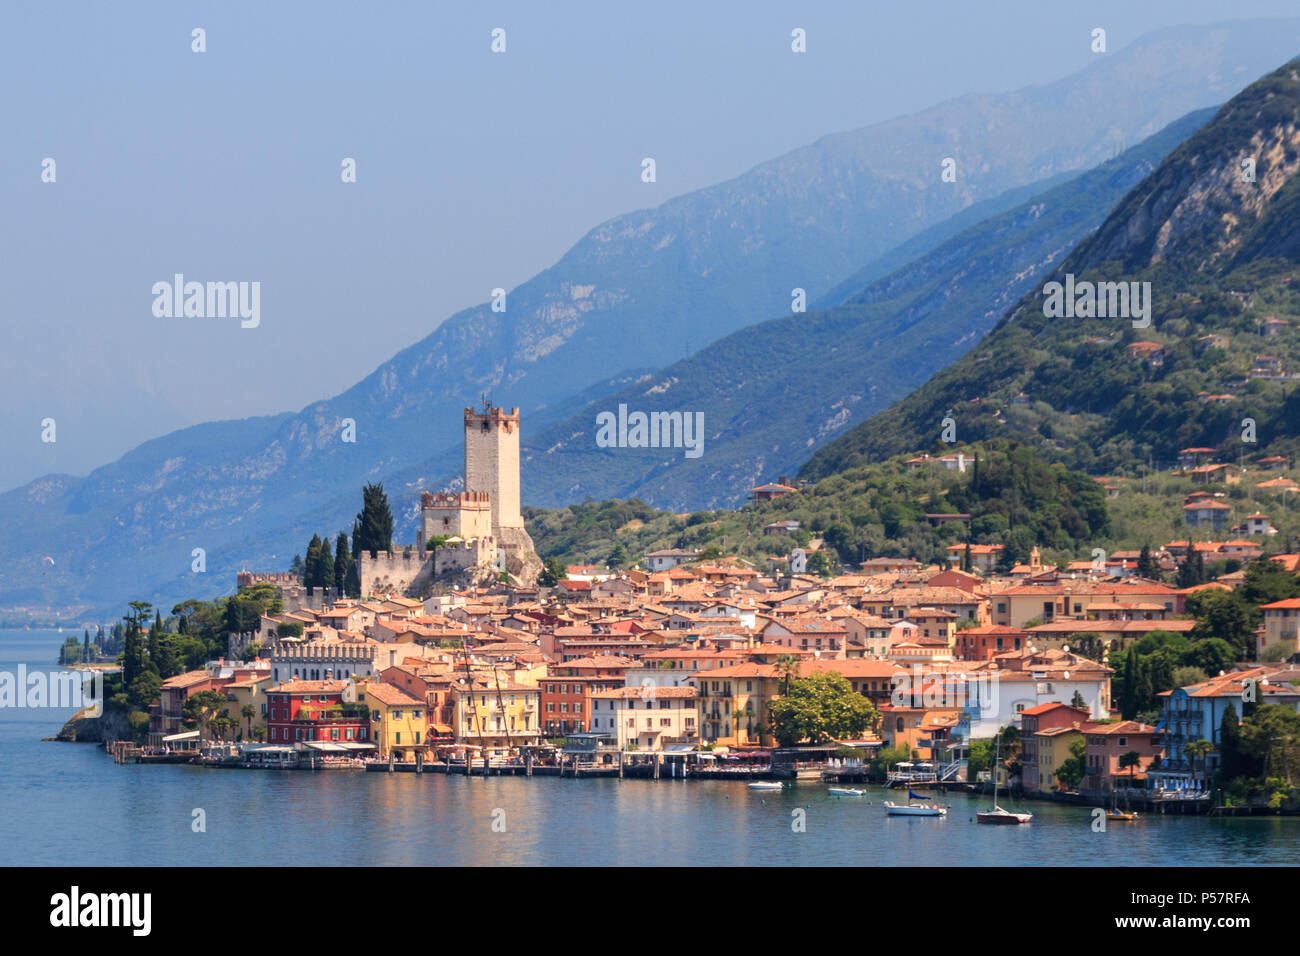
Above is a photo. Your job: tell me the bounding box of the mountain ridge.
[6,20,1300,621]
[803,57,1300,482]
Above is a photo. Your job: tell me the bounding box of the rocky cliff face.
[54,704,133,744]
[803,58,1300,479]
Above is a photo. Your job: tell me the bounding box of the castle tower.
[464,406,523,532]
[420,491,492,543]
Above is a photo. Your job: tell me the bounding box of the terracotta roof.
[271,680,352,694]
[363,683,426,707]
[590,686,698,700]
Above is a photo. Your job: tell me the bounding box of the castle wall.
[434,537,496,577]
[358,550,434,599]
[235,571,336,613]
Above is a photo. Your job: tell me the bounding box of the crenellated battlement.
[421,490,491,510]
[237,570,300,588]
[464,406,519,430]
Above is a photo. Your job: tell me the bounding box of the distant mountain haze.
[4,19,1299,622]
[517,107,1215,510]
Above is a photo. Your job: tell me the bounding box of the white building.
[588,686,699,750]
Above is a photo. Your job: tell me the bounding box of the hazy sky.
[3,0,1299,491]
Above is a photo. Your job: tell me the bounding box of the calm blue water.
[3,628,1299,866]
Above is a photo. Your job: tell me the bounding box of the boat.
[883,801,947,817]
[976,734,1032,825]
[1106,792,1138,821]
[828,787,865,797]
[748,781,784,791]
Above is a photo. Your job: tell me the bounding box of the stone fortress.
[358,405,543,596]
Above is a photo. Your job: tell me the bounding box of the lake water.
[3,629,1298,866]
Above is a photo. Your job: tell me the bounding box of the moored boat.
[883,801,947,816]
[976,806,1033,824]
[748,781,784,791]
[976,735,1032,825]
[828,787,865,797]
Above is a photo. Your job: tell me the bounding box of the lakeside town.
[56,408,1300,815]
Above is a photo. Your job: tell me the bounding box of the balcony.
[294,709,368,723]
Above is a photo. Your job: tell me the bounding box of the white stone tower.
[464,405,523,533]
[461,404,541,584]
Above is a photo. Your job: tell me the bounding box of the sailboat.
[1106,789,1138,821]
[882,787,947,816]
[976,734,1032,825]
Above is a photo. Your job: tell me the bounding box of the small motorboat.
[883,801,947,817]
[1105,810,1138,821]
[976,806,1033,825]
[828,787,866,797]
[748,781,784,791]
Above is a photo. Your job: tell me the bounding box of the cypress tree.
[351,520,361,560]
[334,533,350,595]
[355,483,394,558]
[1119,645,1138,720]
[147,611,164,675]
[1219,701,1243,782]
[121,606,149,691]
[1136,544,1157,580]
[1135,656,1154,716]
[82,629,90,663]
[305,534,323,594]
[318,534,334,592]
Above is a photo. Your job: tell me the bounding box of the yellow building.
[363,681,428,759]
[1028,726,1085,793]
[990,583,1177,628]
[880,706,961,760]
[452,677,542,750]
[692,663,782,748]
[221,673,274,738]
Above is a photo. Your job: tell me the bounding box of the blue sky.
[3,0,1299,490]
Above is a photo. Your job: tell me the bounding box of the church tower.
[463,405,523,533]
